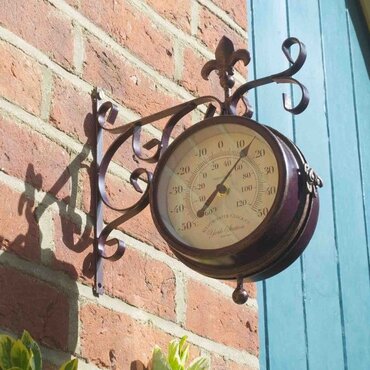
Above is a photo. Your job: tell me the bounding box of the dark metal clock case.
[150,115,320,281]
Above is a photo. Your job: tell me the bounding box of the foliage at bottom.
[148,336,209,370]
[0,330,78,370]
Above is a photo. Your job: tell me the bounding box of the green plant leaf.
[178,337,187,355]
[167,339,182,369]
[151,346,171,370]
[59,358,78,370]
[0,335,15,369]
[7,367,23,370]
[187,357,210,370]
[20,332,41,370]
[179,344,189,366]
[178,337,189,366]
[10,340,32,370]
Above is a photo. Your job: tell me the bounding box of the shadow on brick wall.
[34,113,95,281]
[0,114,98,362]
[0,171,80,361]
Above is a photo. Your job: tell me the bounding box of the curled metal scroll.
[97,168,152,262]
[132,96,223,163]
[93,91,222,294]
[229,37,309,116]
[97,101,121,132]
[92,35,310,295]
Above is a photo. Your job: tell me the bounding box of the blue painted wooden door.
[247,0,370,369]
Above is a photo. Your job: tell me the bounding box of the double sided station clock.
[93,36,323,303]
[151,115,322,284]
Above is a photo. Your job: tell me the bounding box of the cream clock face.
[155,122,280,250]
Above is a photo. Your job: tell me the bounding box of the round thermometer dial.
[157,123,279,249]
[150,115,318,280]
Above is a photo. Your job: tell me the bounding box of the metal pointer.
[197,136,256,218]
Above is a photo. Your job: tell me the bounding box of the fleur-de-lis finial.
[201,36,250,99]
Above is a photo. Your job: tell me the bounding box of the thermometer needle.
[197,136,256,218]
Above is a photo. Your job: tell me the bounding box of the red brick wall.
[0,0,258,369]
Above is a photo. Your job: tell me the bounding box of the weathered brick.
[186,280,259,355]
[212,355,255,370]
[80,0,174,77]
[0,116,71,200]
[50,76,94,146]
[65,0,79,9]
[0,266,70,351]
[197,7,247,75]
[53,214,176,320]
[211,0,248,30]
[104,248,176,320]
[80,304,174,369]
[146,0,191,32]
[0,0,74,69]
[0,186,40,261]
[0,41,42,116]
[84,34,182,118]
[52,213,93,283]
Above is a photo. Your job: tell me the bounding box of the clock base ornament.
[91,36,323,305]
[232,278,249,305]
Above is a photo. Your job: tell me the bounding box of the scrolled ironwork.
[276,37,307,77]
[97,100,120,132]
[229,36,309,116]
[92,35,310,295]
[97,168,152,261]
[93,91,223,294]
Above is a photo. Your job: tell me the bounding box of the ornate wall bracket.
[92,35,312,299]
